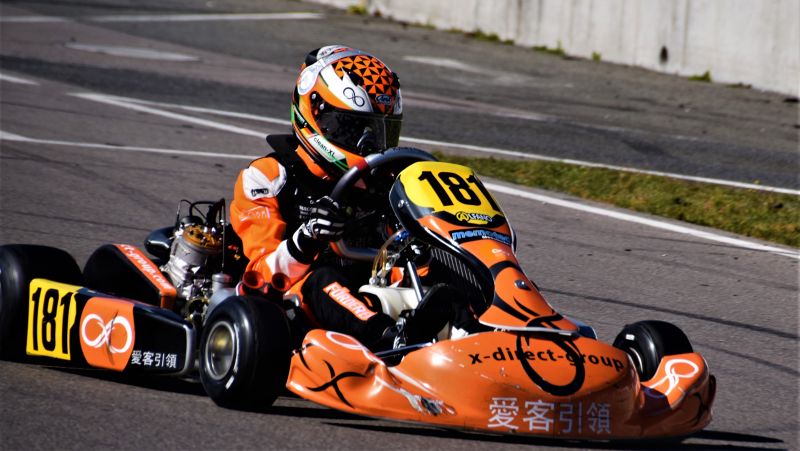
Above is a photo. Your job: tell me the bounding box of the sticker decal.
[243,164,287,200]
[79,297,136,371]
[467,346,624,372]
[297,48,365,96]
[398,162,503,217]
[375,94,393,105]
[323,282,376,321]
[26,279,78,361]
[450,229,512,246]
[309,134,348,169]
[487,397,612,434]
[488,397,519,430]
[643,357,700,406]
[129,350,179,369]
[125,304,191,374]
[342,86,366,108]
[455,211,492,225]
[115,244,176,307]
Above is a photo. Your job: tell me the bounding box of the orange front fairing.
[287,330,714,439]
[390,162,578,332]
[638,353,715,437]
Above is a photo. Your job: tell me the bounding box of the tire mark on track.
[0,55,287,118]
[0,225,127,244]
[524,231,798,289]
[699,342,798,377]
[1,210,152,232]
[544,288,799,340]
[4,146,177,212]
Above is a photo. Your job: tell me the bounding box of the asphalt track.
[1,1,798,450]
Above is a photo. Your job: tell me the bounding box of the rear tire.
[612,320,693,381]
[199,296,292,409]
[0,245,83,360]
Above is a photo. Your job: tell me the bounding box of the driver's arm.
[231,157,314,291]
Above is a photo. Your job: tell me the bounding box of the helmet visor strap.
[317,110,402,156]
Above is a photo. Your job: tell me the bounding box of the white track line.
[101,95,291,126]
[402,137,800,196]
[65,44,198,62]
[78,93,799,196]
[72,93,266,138]
[90,13,324,22]
[0,72,39,85]
[3,129,797,260]
[484,183,799,259]
[0,16,66,23]
[0,130,256,159]
[0,13,324,23]
[57,92,800,259]
[88,13,324,22]
[404,56,493,75]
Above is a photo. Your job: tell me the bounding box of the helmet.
[291,45,403,180]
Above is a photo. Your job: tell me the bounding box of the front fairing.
[287,329,714,439]
[287,161,715,440]
[389,161,578,333]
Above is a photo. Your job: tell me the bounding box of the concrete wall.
[308,0,799,95]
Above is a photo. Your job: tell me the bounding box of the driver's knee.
[302,266,394,347]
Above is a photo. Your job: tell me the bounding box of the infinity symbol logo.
[644,358,699,398]
[81,313,133,354]
[343,87,366,107]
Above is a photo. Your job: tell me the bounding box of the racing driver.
[230,45,453,351]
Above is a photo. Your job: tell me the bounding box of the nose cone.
[395,331,639,437]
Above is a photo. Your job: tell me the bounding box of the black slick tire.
[199,296,291,409]
[0,245,83,360]
[612,320,693,382]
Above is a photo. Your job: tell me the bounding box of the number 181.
[418,170,499,211]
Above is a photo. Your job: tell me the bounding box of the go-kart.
[0,147,715,441]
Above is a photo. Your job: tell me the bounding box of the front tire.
[199,296,292,409]
[612,320,693,381]
[0,245,83,360]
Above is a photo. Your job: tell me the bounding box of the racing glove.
[289,196,347,263]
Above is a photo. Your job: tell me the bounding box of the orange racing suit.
[230,135,396,347]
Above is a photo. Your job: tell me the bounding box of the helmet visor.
[317,109,402,156]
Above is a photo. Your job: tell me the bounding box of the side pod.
[24,278,194,375]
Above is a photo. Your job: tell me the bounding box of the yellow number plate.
[26,279,79,360]
[398,161,503,219]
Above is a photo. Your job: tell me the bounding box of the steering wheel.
[329,147,437,261]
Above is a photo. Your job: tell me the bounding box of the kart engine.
[162,200,232,321]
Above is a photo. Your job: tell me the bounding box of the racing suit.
[230,134,396,348]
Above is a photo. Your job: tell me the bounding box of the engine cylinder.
[164,225,223,300]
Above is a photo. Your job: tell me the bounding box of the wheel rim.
[204,321,236,380]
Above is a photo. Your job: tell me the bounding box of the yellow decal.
[398,162,503,217]
[26,279,79,360]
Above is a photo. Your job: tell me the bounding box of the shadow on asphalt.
[51,368,372,421]
[693,430,784,444]
[263,404,372,421]
[324,422,785,450]
[55,367,207,396]
[50,367,787,449]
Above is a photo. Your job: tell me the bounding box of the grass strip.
[436,154,799,248]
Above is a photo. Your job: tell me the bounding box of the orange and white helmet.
[291,45,403,180]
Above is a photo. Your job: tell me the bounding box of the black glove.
[301,196,347,241]
[289,196,347,263]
